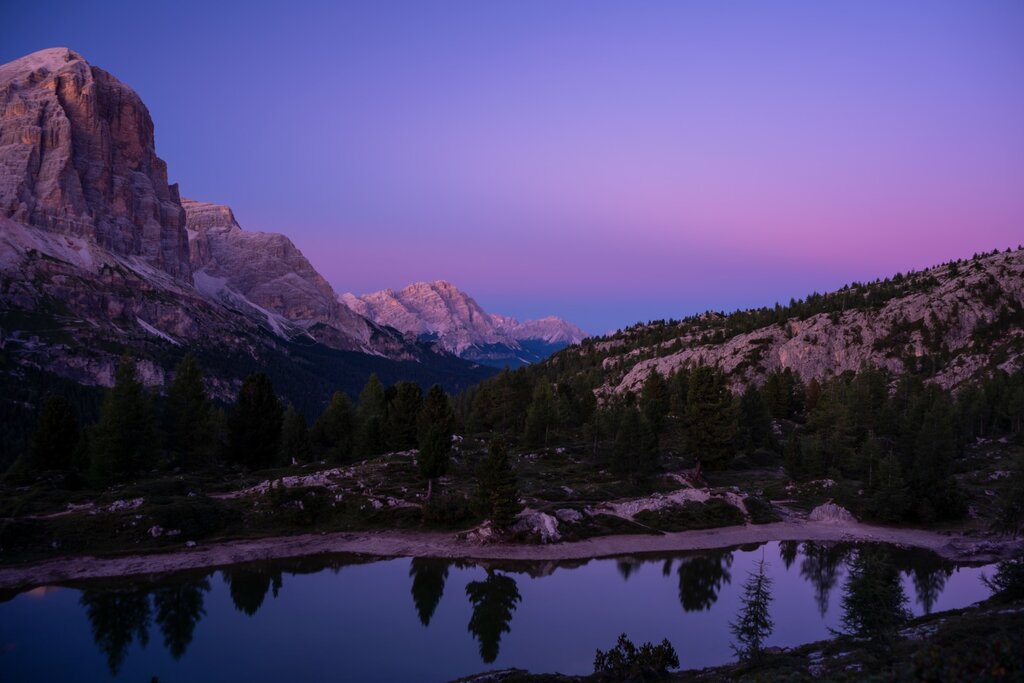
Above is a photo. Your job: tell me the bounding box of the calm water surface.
[0,542,994,682]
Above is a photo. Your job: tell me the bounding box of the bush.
[267,484,333,526]
[149,495,235,538]
[984,552,1024,601]
[634,499,744,532]
[593,633,679,681]
[744,496,781,524]
[421,492,475,527]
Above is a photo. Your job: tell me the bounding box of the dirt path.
[1,519,1018,593]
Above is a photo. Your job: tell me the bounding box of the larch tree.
[90,357,157,483]
[227,373,283,469]
[29,394,79,471]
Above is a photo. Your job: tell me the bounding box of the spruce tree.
[29,395,79,471]
[355,374,388,457]
[280,405,312,463]
[523,382,556,447]
[477,437,522,529]
[684,366,738,475]
[165,354,212,469]
[418,384,455,498]
[227,373,283,469]
[388,381,423,451]
[640,370,671,437]
[90,357,157,483]
[730,558,775,661]
[738,383,772,452]
[311,391,356,462]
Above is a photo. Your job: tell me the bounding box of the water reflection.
[0,542,991,681]
[409,558,450,627]
[465,570,522,663]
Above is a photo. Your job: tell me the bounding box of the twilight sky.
[3,1,1023,333]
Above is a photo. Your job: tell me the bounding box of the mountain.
[341,281,588,367]
[565,248,1023,398]
[0,48,494,417]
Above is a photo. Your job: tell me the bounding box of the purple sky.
[4,1,1023,333]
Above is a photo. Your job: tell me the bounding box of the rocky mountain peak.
[0,47,191,280]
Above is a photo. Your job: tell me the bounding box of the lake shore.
[1,518,1019,593]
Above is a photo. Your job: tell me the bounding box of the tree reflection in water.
[799,542,849,617]
[80,587,152,675]
[466,569,521,663]
[676,552,734,612]
[409,558,450,626]
[223,567,282,616]
[152,577,210,658]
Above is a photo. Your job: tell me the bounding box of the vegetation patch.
[633,499,744,532]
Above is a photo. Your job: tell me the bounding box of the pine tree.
[523,382,556,447]
[418,384,455,498]
[29,395,79,471]
[684,366,737,475]
[839,549,911,650]
[388,381,423,451]
[477,437,522,529]
[165,354,213,469]
[280,405,311,463]
[227,373,283,469]
[90,357,157,483]
[355,374,388,457]
[730,558,775,661]
[311,391,356,462]
[640,370,671,437]
[872,451,909,522]
[612,407,643,481]
[738,383,772,452]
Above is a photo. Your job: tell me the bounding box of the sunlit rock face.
[0,48,191,281]
[183,198,410,355]
[341,281,587,367]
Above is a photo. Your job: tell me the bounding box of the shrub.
[267,484,333,526]
[593,633,679,681]
[634,499,744,532]
[744,496,781,524]
[421,492,475,527]
[149,495,234,538]
[984,552,1024,601]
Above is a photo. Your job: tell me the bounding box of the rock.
[0,48,191,280]
[555,508,583,523]
[184,198,407,354]
[512,510,561,543]
[147,525,164,538]
[809,503,856,523]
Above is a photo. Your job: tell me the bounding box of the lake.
[0,541,995,682]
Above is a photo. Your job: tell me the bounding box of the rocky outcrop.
[341,281,587,367]
[600,249,1024,395]
[0,48,190,280]
[184,199,406,354]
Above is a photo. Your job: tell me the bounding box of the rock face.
[184,199,406,354]
[595,249,1024,396]
[0,48,190,280]
[341,281,587,367]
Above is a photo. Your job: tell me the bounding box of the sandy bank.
[0,520,1018,593]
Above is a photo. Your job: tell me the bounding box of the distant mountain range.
[341,281,587,368]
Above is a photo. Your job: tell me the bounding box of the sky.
[3,1,1023,333]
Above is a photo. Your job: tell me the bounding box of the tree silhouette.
[152,576,210,659]
[80,588,152,675]
[839,548,911,650]
[466,570,521,663]
[409,558,450,626]
[800,542,848,617]
[223,566,282,616]
[677,552,733,612]
[730,558,774,660]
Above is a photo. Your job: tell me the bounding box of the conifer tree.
[684,366,737,475]
[839,549,911,650]
[355,374,388,457]
[418,385,455,498]
[730,558,775,661]
[523,382,556,447]
[227,373,283,469]
[90,357,157,483]
[388,381,423,451]
[29,395,79,471]
[165,354,212,468]
[640,370,671,437]
[738,383,772,452]
[477,437,522,529]
[280,405,311,463]
[311,391,356,462]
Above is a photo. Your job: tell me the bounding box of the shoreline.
[0,519,1018,593]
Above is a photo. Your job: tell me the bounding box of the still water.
[0,542,994,682]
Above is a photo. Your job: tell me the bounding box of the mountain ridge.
[341,280,588,367]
